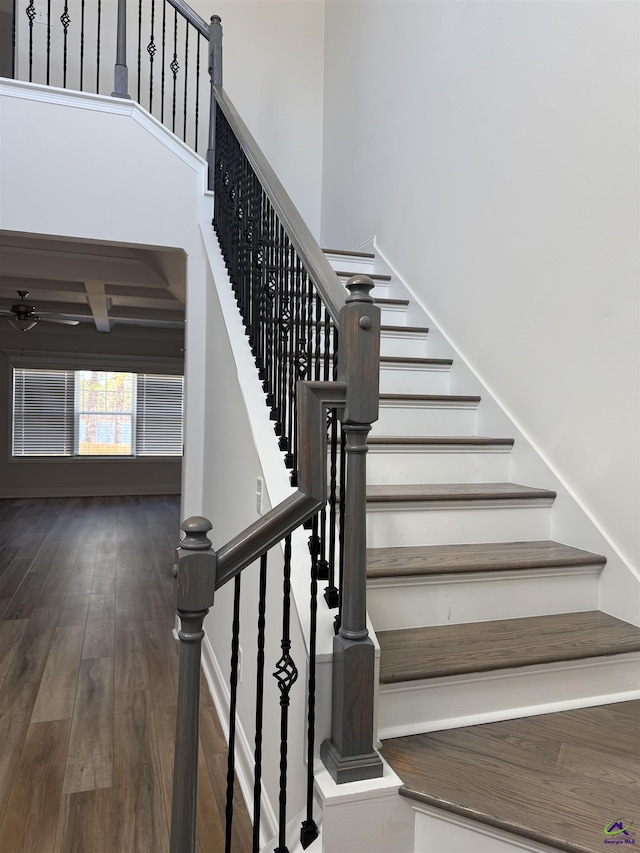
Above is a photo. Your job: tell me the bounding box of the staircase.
[322,246,640,853]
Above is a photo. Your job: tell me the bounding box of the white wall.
[191,0,326,237]
[321,0,639,569]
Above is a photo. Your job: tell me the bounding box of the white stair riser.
[377,653,640,739]
[367,446,512,484]
[379,364,451,395]
[378,303,409,324]
[324,254,376,274]
[375,403,478,436]
[380,331,430,358]
[366,502,553,547]
[368,567,601,631]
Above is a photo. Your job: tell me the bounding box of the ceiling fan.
[1,290,80,332]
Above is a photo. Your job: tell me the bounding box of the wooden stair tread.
[367,540,606,578]
[382,701,640,853]
[379,393,480,403]
[334,270,392,281]
[379,356,453,367]
[368,435,513,447]
[367,482,557,503]
[381,324,429,334]
[322,247,375,258]
[378,611,640,683]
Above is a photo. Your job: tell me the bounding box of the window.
[12,368,183,458]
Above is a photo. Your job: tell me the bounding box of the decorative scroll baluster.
[25,1,35,81]
[170,6,179,132]
[273,535,298,853]
[60,2,70,88]
[300,519,320,849]
[224,574,242,853]
[147,0,156,111]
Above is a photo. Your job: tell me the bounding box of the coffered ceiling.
[0,233,186,334]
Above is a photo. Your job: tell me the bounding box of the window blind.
[12,368,75,456]
[136,374,184,456]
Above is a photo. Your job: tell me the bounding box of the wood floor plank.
[58,593,90,628]
[0,607,60,723]
[0,712,32,828]
[31,625,84,723]
[112,690,169,853]
[64,657,114,794]
[143,618,179,709]
[2,570,50,621]
[114,612,150,694]
[0,719,71,853]
[82,594,115,659]
[54,788,112,853]
[0,618,28,692]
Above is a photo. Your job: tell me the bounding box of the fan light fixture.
[8,316,38,332]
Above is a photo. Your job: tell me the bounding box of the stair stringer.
[357,235,640,629]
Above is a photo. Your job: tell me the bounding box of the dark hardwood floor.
[0,495,252,853]
[383,701,640,853]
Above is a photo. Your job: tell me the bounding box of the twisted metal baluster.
[252,553,268,852]
[273,535,298,853]
[160,0,166,122]
[194,34,201,152]
[224,574,242,853]
[171,7,179,132]
[45,0,51,85]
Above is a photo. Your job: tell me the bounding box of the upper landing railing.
[11,5,384,852]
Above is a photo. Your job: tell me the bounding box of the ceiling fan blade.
[38,317,80,326]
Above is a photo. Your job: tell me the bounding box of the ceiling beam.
[84,281,111,333]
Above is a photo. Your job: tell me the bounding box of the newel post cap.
[179,516,213,551]
[345,275,375,304]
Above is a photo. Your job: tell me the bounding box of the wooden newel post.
[320,276,384,783]
[170,516,217,853]
[111,0,130,99]
[207,15,223,190]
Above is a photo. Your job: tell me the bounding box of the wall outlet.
[256,476,264,515]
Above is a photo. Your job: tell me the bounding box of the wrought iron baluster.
[300,518,320,849]
[160,0,166,122]
[96,0,101,92]
[194,34,201,151]
[148,0,156,112]
[45,0,51,85]
[225,574,242,853]
[80,0,85,90]
[325,407,339,605]
[26,1,35,82]
[252,553,268,853]
[137,0,142,102]
[273,535,298,853]
[183,24,189,141]
[171,7,179,133]
[60,2,70,88]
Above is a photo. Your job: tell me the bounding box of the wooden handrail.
[212,86,347,324]
[166,0,210,37]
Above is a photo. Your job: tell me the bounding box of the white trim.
[0,79,207,179]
